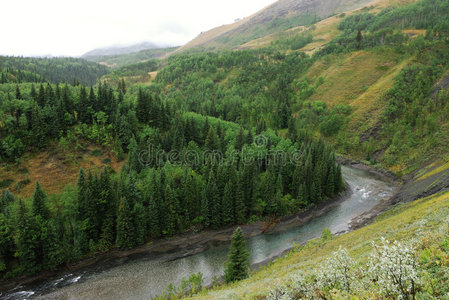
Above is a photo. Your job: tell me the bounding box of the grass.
[415,160,449,182]
[190,187,449,299]
[0,142,123,198]
[306,49,405,107]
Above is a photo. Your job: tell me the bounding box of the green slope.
[190,175,449,299]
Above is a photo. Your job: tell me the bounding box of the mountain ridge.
[81,41,169,58]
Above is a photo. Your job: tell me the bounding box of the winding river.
[3,166,396,300]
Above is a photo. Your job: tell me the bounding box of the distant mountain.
[81,42,165,58]
[177,0,375,52]
[83,47,179,68]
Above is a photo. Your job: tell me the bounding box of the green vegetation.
[0,56,109,85]
[0,54,343,278]
[190,187,449,299]
[104,59,159,84]
[84,47,178,68]
[1,0,449,294]
[224,227,250,283]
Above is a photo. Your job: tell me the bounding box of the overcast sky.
[0,0,277,57]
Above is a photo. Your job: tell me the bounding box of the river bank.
[0,164,399,299]
[0,181,352,294]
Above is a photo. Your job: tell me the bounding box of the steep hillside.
[190,166,449,299]
[177,0,376,52]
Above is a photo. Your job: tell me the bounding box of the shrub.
[368,238,421,299]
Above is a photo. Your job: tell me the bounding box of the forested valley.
[0,49,344,278]
[1,0,449,298]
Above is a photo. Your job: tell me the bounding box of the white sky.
[0,0,277,57]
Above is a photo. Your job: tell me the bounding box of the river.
[2,166,396,300]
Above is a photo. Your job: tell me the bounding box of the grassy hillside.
[0,143,122,198]
[189,168,449,299]
[177,0,376,53]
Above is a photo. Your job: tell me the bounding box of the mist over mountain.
[81,41,172,58]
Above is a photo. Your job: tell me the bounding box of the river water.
[3,166,395,300]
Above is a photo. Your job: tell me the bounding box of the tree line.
[0,56,109,86]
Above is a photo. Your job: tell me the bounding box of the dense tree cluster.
[155,49,310,129]
[319,0,449,55]
[0,119,343,277]
[0,56,109,85]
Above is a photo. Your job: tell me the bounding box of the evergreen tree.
[184,174,199,223]
[222,182,234,225]
[148,194,161,238]
[235,179,246,224]
[235,127,245,151]
[325,163,336,197]
[335,163,344,193]
[16,201,41,273]
[224,227,250,283]
[136,88,150,123]
[116,197,134,249]
[205,127,219,151]
[78,85,90,123]
[163,185,177,236]
[30,103,46,147]
[32,181,50,219]
[133,202,146,245]
[88,86,97,112]
[15,85,22,100]
[30,84,37,101]
[0,190,14,215]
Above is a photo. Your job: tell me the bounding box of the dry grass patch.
[0,143,123,198]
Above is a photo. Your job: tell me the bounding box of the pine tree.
[205,127,219,151]
[15,85,22,100]
[148,194,161,238]
[32,181,50,219]
[116,197,134,249]
[30,103,46,147]
[184,174,199,223]
[224,227,250,283]
[235,178,246,224]
[0,190,14,215]
[201,189,210,228]
[310,165,323,204]
[222,182,234,225]
[37,84,46,107]
[16,201,41,273]
[334,163,344,193]
[136,88,150,123]
[164,185,178,236]
[325,163,335,197]
[202,118,210,143]
[128,138,141,174]
[241,164,255,215]
[133,202,146,245]
[235,127,245,151]
[78,85,90,123]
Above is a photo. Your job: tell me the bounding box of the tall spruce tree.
[32,181,50,219]
[116,197,134,249]
[224,227,250,283]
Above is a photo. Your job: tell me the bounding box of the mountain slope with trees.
[0,56,109,86]
[1,0,449,295]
